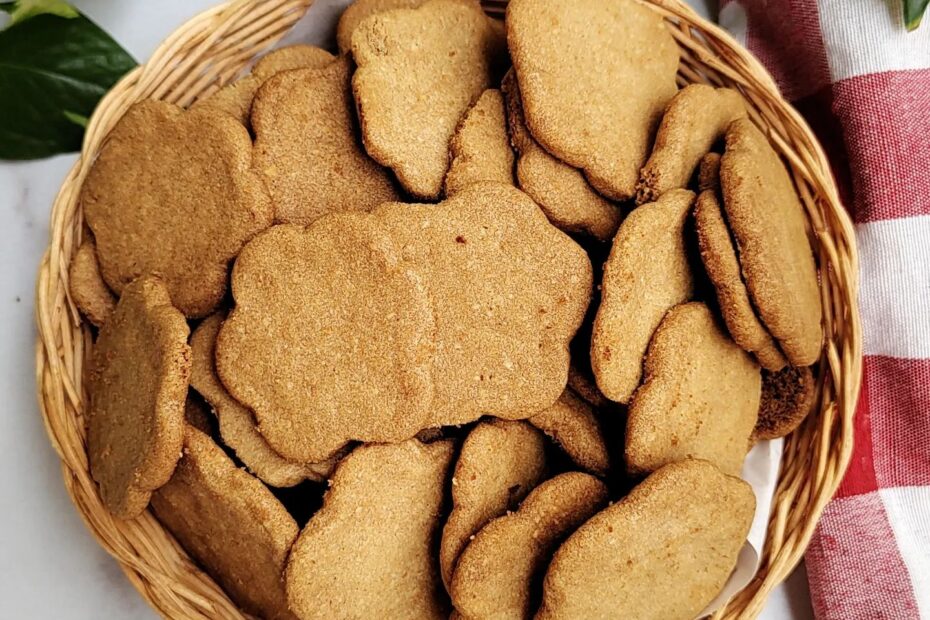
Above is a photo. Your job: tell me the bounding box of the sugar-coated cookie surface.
[501,70,621,241]
[252,56,399,225]
[374,183,592,426]
[567,363,608,408]
[754,365,815,441]
[69,238,115,327]
[216,214,435,463]
[192,45,335,126]
[450,472,608,620]
[191,314,338,487]
[636,85,746,204]
[590,189,695,404]
[351,0,505,198]
[695,188,787,370]
[88,276,190,519]
[82,100,273,318]
[151,426,299,620]
[285,439,454,620]
[538,460,755,620]
[626,302,761,475]
[336,0,426,54]
[529,390,610,477]
[507,0,679,200]
[721,118,823,365]
[440,419,547,587]
[698,151,722,192]
[445,88,515,196]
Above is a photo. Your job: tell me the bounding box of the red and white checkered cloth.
[718,1,930,617]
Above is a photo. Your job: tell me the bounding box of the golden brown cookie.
[69,238,115,327]
[191,314,338,487]
[567,363,609,409]
[529,389,610,477]
[87,276,190,518]
[695,188,788,370]
[151,426,298,620]
[445,88,514,196]
[537,459,755,620]
[216,215,435,463]
[374,183,592,426]
[698,152,722,192]
[351,0,504,198]
[590,189,695,404]
[440,419,547,587]
[721,118,823,365]
[336,0,427,54]
[252,56,399,225]
[636,85,746,204]
[754,365,816,441]
[507,0,679,200]
[285,439,454,620]
[82,100,273,318]
[626,302,761,475]
[501,70,621,241]
[450,472,608,620]
[183,393,212,434]
[192,45,335,125]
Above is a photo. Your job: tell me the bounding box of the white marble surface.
[0,1,815,618]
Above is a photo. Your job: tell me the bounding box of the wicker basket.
[34,0,862,617]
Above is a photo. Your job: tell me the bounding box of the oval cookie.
[216,214,435,462]
[82,100,273,318]
[720,118,822,365]
[529,389,610,477]
[285,439,454,620]
[590,189,695,404]
[69,238,115,327]
[88,275,190,518]
[440,419,547,587]
[754,365,816,441]
[151,426,298,620]
[450,472,608,620]
[626,302,761,475]
[538,459,755,620]
[445,88,515,196]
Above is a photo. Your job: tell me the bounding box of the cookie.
[352,0,504,198]
[501,70,621,242]
[69,238,115,327]
[183,393,213,434]
[721,118,823,365]
[567,363,608,409]
[82,100,273,318]
[151,425,298,620]
[450,472,608,620]
[336,0,427,54]
[192,45,335,125]
[590,189,695,404]
[626,302,761,475]
[252,56,400,225]
[636,85,746,204]
[216,214,435,463]
[697,152,721,192]
[754,365,816,441]
[695,187,788,370]
[445,88,515,196]
[374,183,592,426]
[191,313,338,487]
[529,390,610,477]
[440,419,547,587]
[285,439,454,620]
[537,459,755,620]
[87,275,190,518]
[507,0,679,200]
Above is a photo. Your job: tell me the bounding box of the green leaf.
[0,13,136,159]
[0,3,14,15]
[7,0,78,27]
[904,0,930,31]
[63,109,87,128]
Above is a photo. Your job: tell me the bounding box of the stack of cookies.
[70,0,822,618]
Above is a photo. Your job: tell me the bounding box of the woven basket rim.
[34,0,863,618]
